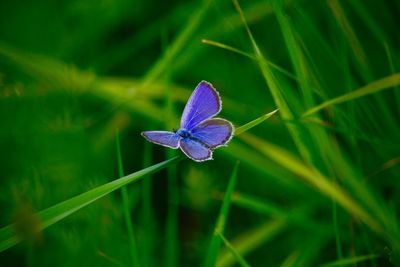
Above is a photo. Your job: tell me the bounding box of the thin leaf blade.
[0,156,181,252]
[204,161,240,267]
[303,73,400,117]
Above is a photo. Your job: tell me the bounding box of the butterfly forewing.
[190,118,234,148]
[179,138,212,162]
[141,131,181,149]
[180,81,221,131]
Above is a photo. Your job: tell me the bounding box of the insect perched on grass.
[142,81,234,162]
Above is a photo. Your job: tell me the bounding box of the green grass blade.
[0,156,182,253]
[347,1,386,42]
[201,39,254,59]
[280,233,329,267]
[165,156,179,267]
[320,254,379,267]
[238,133,382,233]
[164,78,180,267]
[302,73,400,117]
[327,0,368,71]
[171,1,275,75]
[232,0,313,163]
[280,251,300,267]
[216,220,286,267]
[231,192,323,231]
[0,42,281,140]
[383,42,400,116]
[272,0,315,108]
[201,39,296,81]
[141,140,154,267]
[217,233,251,267]
[0,42,95,90]
[332,200,343,263]
[235,109,279,135]
[93,2,197,73]
[140,0,212,88]
[204,161,240,267]
[116,132,140,267]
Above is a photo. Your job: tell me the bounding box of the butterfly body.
[176,129,212,149]
[176,129,191,139]
[142,81,234,162]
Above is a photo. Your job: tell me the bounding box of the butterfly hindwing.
[179,138,212,162]
[190,118,234,149]
[141,131,181,149]
[180,81,221,131]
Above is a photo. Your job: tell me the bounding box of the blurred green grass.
[1,0,400,266]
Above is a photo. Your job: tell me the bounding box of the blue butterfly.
[142,81,234,162]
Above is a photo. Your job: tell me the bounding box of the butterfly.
[141,81,234,162]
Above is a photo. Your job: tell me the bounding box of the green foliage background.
[0,0,399,266]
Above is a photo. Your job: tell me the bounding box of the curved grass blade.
[302,73,400,117]
[204,161,240,267]
[201,39,296,81]
[0,156,182,253]
[235,109,279,135]
[201,39,254,60]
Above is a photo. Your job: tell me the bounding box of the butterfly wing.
[141,131,181,149]
[179,138,212,162]
[180,81,222,131]
[191,118,234,148]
